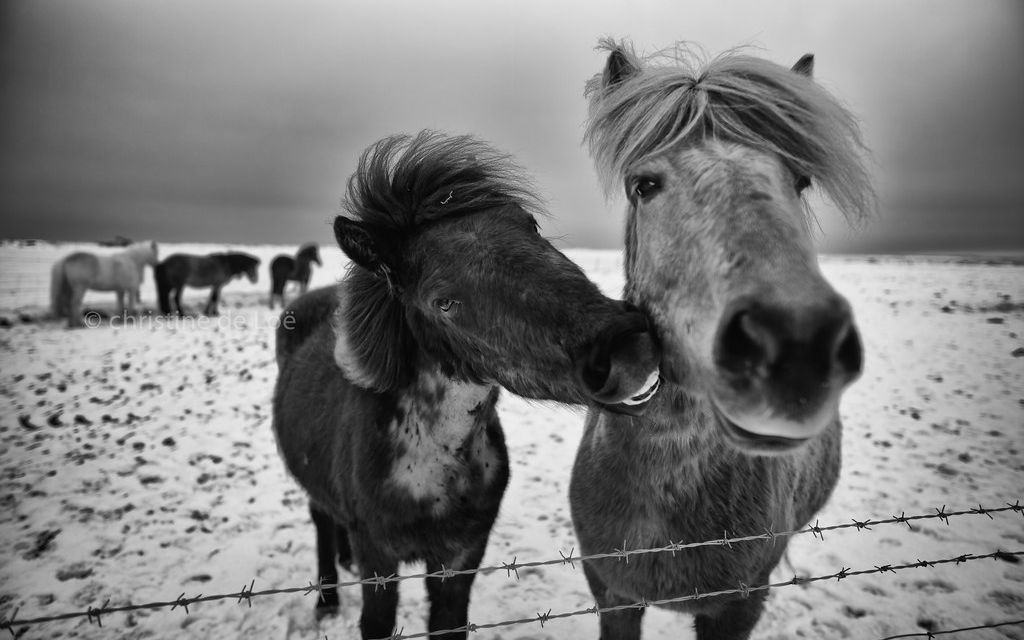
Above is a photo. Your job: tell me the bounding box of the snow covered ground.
[0,242,1022,639]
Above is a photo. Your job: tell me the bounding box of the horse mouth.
[710,402,809,454]
[600,371,661,416]
[623,370,662,406]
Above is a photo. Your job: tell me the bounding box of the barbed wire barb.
[502,557,520,580]
[809,519,824,540]
[970,504,993,519]
[559,548,576,569]
[536,608,552,627]
[438,564,455,583]
[892,511,914,530]
[239,579,256,607]
[2,607,19,639]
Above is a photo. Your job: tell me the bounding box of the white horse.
[50,241,159,328]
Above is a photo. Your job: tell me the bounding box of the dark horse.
[154,252,260,315]
[569,41,875,639]
[269,242,322,309]
[273,132,662,640]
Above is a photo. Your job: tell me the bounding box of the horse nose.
[574,306,661,412]
[714,295,862,388]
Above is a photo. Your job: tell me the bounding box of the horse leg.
[205,286,221,316]
[423,536,489,640]
[311,506,342,618]
[336,525,353,572]
[174,287,184,316]
[583,561,644,640]
[270,276,281,309]
[68,286,87,328]
[693,573,770,640]
[351,535,400,640]
[116,290,125,318]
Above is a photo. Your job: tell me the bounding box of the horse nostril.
[715,310,778,378]
[834,323,863,378]
[579,349,612,394]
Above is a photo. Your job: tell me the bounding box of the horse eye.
[435,298,460,313]
[795,175,812,193]
[632,177,662,201]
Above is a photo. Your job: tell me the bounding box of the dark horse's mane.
[213,252,260,274]
[337,131,544,392]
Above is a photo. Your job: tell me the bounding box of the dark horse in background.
[154,252,261,315]
[570,41,875,639]
[269,242,321,309]
[273,132,661,639]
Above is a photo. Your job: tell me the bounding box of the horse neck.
[226,258,250,276]
[395,368,499,442]
[123,247,152,270]
[295,255,314,275]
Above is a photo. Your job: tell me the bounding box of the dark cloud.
[1,0,1022,253]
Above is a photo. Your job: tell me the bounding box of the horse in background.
[269,242,321,309]
[155,252,260,316]
[570,40,875,640]
[50,241,159,328]
[273,132,661,639]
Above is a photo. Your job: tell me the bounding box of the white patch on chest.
[389,372,498,514]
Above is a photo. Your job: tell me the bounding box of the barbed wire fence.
[2,500,1021,639]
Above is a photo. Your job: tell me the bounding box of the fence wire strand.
[879,618,1024,639]
[1,500,1021,637]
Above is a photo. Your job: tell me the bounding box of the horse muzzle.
[708,292,862,451]
[574,307,662,415]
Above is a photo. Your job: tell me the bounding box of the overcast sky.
[1,0,1022,253]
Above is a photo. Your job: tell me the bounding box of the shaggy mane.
[335,131,543,391]
[342,130,543,231]
[584,38,876,223]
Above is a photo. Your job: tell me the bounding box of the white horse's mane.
[584,39,876,224]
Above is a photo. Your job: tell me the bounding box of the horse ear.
[791,53,815,78]
[334,216,397,281]
[603,47,639,88]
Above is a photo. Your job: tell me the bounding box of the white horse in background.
[50,241,159,328]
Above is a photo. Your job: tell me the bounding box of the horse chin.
[709,402,821,456]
